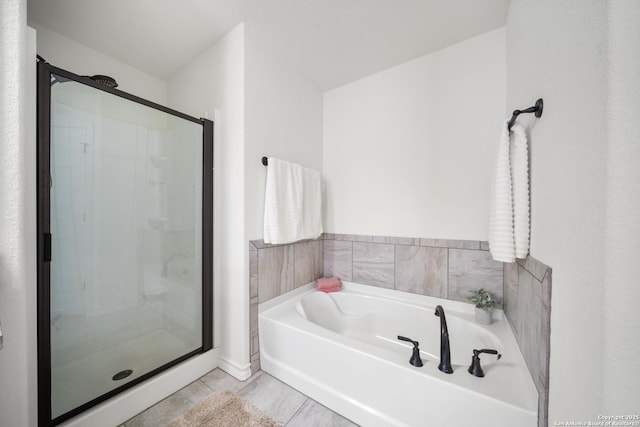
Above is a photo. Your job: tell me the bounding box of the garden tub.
[259,281,537,427]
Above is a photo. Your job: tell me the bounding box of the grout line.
[197,378,215,393]
[393,244,396,290]
[445,248,450,299]
[237,369,261,394]
[349,240,353,282]
[292,242,296,289]
[252,251,258,362]
[256,247,260,302]
[320,240,324,277]
[283,398,310,426]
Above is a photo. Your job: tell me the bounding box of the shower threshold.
[51,329,196,419]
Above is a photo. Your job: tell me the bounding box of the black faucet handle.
[468,349,502,377]
[397,336,423,367]
[473,349,502,359]
[397,335,419,347]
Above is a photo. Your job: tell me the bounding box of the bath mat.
[164,390,278,427]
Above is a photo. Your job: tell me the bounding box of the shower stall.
[36,60,213,426]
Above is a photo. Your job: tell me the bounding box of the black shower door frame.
[36,59,213,426]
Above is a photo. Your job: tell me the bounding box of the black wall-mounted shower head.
[89,75,118,88]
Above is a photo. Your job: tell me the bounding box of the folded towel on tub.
[317,277,341,292]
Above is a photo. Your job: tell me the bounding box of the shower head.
[39,56,119,89]
[89,75,118,88]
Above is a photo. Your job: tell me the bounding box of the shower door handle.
[0,319,3,350]
[44,232,52,262]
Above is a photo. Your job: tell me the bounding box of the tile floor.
[123,369,358,427]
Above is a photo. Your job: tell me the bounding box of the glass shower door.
[38,62,213,425]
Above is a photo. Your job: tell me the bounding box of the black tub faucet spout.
[434,305,453,374]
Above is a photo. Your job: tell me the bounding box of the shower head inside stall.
[89,75,118,88]
[40,56,117,89]
[50,74,119,88]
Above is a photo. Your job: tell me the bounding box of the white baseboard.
[218,355,252,381]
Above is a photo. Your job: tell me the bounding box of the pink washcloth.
[316,277,341,293]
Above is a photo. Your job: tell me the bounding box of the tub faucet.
[434,305,453,374]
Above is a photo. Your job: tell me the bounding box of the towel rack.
[262,156,269,166]
[507,99,543,131]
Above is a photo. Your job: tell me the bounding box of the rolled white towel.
[489,122,516,263]
[510,124,530,259]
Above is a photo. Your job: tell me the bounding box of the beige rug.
[165,390,278,427]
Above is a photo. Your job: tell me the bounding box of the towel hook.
[507,98,543,131]
[262,157,269,166]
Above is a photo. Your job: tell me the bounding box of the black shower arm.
[507,98,544,130]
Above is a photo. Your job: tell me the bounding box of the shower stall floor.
[51,328,196,419]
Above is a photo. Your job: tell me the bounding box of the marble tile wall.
[323,234,503,303]
[249,237,324,374]
[504,256,552,427]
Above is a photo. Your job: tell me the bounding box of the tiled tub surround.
[323,234,503,303]
[249,238,324,373]
[504,257,552,427]
[250,233,552,426]
[249,234,503,374]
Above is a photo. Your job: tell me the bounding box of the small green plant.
[467,288,501,311]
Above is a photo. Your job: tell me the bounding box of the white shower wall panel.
[50,103,185,319]
[91,115,142,315]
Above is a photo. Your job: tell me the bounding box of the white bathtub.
[259,281,537,427]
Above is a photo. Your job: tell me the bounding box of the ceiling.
[27,0,510,90]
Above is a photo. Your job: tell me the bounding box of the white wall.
[507,0,640,421]
[30,23,167,105]
[167,24,247,377]
[602,1,640,413]
[0,18,230,425]
[167,21,323,377]
[0,0,37,424]
[323,28,505,240]
[244,23,324,242]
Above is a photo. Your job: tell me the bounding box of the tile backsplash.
[504,256,552,427]
[323,234,503,303]
[249,237,324,373]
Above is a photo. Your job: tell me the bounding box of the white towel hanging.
[489,122,530,262]
[489,122,516,263]
[510,125,530,259]
[263,157,323,244]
